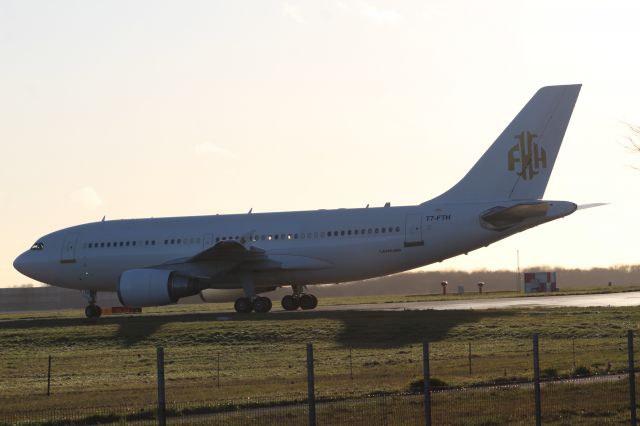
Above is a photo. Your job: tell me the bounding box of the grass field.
[1,289,640,424]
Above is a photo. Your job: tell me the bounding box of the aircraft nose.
[13,252,27,275]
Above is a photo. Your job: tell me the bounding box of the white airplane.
[14,85,584,318]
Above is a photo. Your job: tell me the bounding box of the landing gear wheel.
[234,297,254,313]
[253,297,272,313]
[85,304,102,319]
[299,294,318,310]
[281,295,300,311]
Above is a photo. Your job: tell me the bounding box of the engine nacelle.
[118,269,199,307]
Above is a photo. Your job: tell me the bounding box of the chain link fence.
[1,333,639,425]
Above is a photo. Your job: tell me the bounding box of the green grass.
[1,291,640,423]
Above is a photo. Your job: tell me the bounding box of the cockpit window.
[30,242,44,251]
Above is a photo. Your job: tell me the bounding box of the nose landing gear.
[82,289,102,319]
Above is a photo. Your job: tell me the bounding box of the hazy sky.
[1,1,639,287]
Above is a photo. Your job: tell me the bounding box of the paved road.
[316,291,640,312]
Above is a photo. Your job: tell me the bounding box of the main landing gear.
[233,274,273,314]
[234,296,273,314]
[232,280,318,314]
[281,285,318,311]
[82,289,102,319]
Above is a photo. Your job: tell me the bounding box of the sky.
[1,0,639,287]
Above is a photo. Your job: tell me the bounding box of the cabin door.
[404,214,424,248]
[61,233,78,263]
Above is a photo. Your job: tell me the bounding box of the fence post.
[217,352,221,389]
[47,355,52,396]
[349,347,353,381]
[533,335,541,426]
[628,330,637,426]
[156,347,166,426]
[307,343,316,426]
[468,342,472,375]
[423,341,431,426]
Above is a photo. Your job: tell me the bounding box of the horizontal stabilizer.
[480,203,550,231]
[480,201,576,231]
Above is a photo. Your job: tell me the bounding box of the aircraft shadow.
[0,308,514,349]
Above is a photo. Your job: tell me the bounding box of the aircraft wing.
[164,240,332,273]
[187,240,267,263]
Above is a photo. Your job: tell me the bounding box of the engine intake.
[117,269,200,307]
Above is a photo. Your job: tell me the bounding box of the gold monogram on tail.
[508,131,547,180]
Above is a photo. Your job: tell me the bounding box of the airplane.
[14,84,584,318]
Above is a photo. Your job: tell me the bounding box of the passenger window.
[152,240,156,245]
[126,242,130,246]
[375,228,379,234]
[132,241,136,246]
[368,229,372,234]
[341,230,345,236]
[396,226,400,232]
[100,243,105,248]
[294,233,298,239]
[381,228,386,233]
[107,242,111,247]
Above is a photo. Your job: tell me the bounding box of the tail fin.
[428,84,581,203]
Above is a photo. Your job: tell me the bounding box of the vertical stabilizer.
[428,85,581,203]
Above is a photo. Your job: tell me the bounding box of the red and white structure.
[524,272,557,293]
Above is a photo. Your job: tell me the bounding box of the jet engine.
[118,269,200,307]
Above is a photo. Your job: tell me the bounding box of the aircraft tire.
[234,297,254,313]
[307,294,318,310]
[254,297,272,313]
[281,295,299,311]
[299,294,317,310]
[85,304,102,319]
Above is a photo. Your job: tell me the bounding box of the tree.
[626,124,640,169]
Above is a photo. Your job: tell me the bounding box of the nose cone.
[13,252,27,275]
